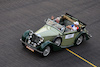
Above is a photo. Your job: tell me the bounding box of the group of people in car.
[51,13,79,31]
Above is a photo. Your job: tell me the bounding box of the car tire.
[42,46,51,57]
[53,38,62,46]
[75,35,84,46]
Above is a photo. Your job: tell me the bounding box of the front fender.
[22,30,30,42]
[40,41,62,51]
[40,41,52,51]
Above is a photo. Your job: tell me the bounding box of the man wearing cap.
[66,21,79,31]
[51,15,79,31]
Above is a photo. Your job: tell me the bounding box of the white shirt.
[71,24,78,31]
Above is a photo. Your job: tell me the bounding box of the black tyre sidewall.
[42,46,51,57]
[53,37,62,46]
[75,35,84,46]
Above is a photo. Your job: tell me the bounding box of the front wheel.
[75,35,84,46]
[42,46,51,57]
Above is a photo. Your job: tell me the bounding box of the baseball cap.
[74,21,79,25]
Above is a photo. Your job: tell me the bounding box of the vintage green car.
[20,13,92,57]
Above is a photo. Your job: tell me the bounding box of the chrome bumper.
[20,39,43,54]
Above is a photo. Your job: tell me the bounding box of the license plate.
[26,46,34,52]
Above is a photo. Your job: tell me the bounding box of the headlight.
[28,40,31,44]
[37,38,44,45]
[40,39,44,42]
[29,32,33,36]
[29,35,32,38]
[31,42,33,44]
[33,43,37,47]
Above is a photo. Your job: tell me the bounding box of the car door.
[61,30,79,47]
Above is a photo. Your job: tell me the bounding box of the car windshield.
[46,18,65,33]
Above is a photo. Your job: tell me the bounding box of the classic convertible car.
[20,13,92,57]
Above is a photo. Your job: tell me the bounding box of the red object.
[77,27,79,30]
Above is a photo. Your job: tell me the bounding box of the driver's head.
[51,16,54,20]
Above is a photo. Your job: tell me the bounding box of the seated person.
[54,16,68,26]
[51,15,76,27]
[51,16,63,25]
[66,21,79,31]
[55,16,61,23]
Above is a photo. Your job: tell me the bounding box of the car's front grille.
[30,34,40,44]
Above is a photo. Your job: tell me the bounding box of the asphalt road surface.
[0,0,100,67]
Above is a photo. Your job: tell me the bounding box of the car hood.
[35,25,61,37]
